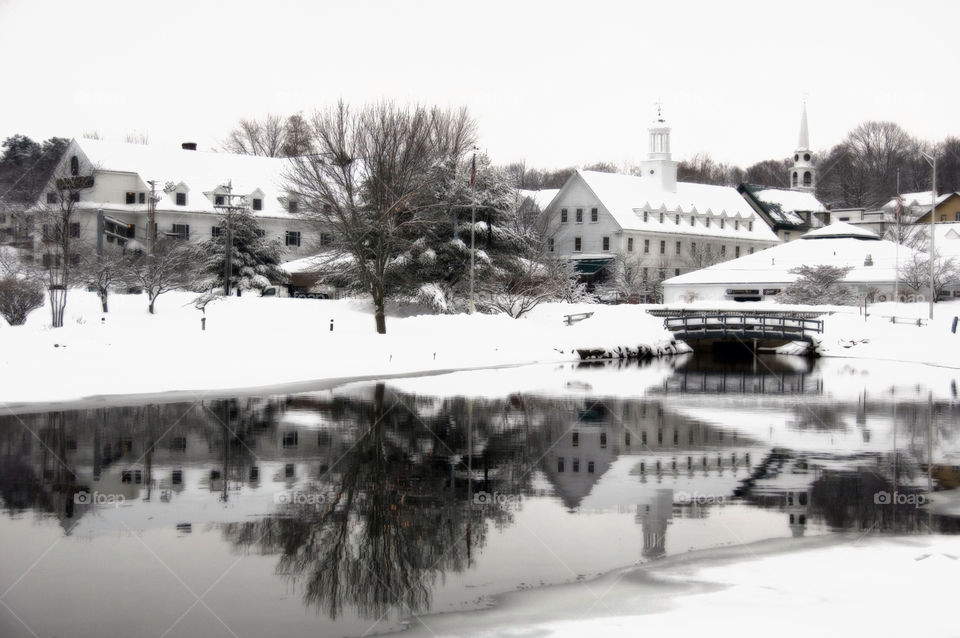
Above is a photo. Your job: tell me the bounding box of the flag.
[470,153,476,189]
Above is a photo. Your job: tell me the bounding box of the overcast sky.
[0,0,956,171]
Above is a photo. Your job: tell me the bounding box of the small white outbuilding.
[662,222,922,303]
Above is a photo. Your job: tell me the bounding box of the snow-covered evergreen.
[195,210,285,292]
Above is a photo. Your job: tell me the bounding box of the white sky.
[0,0,956,170]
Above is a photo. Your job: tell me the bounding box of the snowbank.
[0,291,683,405]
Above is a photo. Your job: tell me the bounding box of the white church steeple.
[639,103,678,192]
[790,101,816,192]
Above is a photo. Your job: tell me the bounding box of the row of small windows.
[560,207,599,223]
[557,457,595,473]
[564,236,755,257]
[791,171,813,187]
[640,210,754,231]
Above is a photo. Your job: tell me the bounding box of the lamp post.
[919,152,937,320]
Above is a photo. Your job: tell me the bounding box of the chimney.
[181,142,197,151]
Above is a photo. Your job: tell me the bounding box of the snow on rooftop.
[664,223,919,287]
[574,170,778,241]
[751,187,826,227]
[883,191,955,211]
[71,138,297,219]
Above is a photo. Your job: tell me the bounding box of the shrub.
[0,277,45,325]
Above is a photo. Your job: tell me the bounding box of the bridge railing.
[663,314,823,337]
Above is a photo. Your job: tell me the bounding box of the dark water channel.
[1,354,958,637]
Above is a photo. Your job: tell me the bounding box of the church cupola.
[638,104,678,192]
[790,102,816,192]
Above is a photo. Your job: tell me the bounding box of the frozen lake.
[1,353,958,637]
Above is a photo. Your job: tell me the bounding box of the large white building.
[543,114,779,291]
[18,138,321,266]
[662,222,924,303]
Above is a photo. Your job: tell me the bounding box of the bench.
[563,312,594,326]
[883,315,927,327]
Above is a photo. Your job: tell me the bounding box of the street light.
[919,152,936,320]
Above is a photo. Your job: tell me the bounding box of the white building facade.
[543,116,779,293]
[24,139,322,265]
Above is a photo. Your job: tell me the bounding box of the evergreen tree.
[195,211,285,292]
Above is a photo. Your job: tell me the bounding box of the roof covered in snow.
[562,170,778,242]
[740,184,827,228]
[801,221,879,240]
[518,188,560,211]
[882,191,956,212]
[58,138,299,219]
[664,222,920,287]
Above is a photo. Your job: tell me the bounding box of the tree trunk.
[372,285,386,334]
[149,296,156,314]
[100,290,108,313]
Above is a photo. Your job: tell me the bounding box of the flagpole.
[894,169,900,307]
[469,149,477,315]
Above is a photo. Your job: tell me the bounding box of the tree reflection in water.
[223,384,514,620]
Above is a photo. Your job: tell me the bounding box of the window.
[749,247,754,254]
[644,238,650,253]
[720,218,725,229]
[784,232,791,241]
[625,431,631,446]
[940,214,946,222]
[955,212,960,222]
[575,208,583,223]
[139,192,146,204]
[572,459,580,472]
[288,200,298,214]
[282,432,298,448]
[659,240,665,254]
[572,432,579,447]
[557,457,565,473]
[285,463,295,478]
[175,192,186,206]
[675,240,681,255]
[600,432,607,448]
[46,192,57,204]
[803,171,812,186]
[252,198,262,211]
[675,214,680,224]
[574,236,582,252]
[211,226,223,238]
[69,222,80,238]
[587,461,595,474]
[735,246,740,258]
[70,156,79,176]
[627,237,633,252]
[172,470,183,485]
[590,207,598,222]
[691,241,696,254]
[285,230,301,247]
[214,194,225,206]
[734,220,740,230]
[602,236,610,251]
[126,192,136,204]
[319,232,332,245]
[169,437,187,451]
[643,211,648,222]
[642,267,648,281]
[659,213,664,223]
[561,208,568,223]
[748,221,753,231]
[548,237,554,252]
[792,171,798,186]
[172,224,189,240]
[690,216,696,226]
[70,254,80,267]
[658,268,665,280]
[720,245,726,257]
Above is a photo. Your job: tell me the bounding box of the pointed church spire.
[797,101,810,150]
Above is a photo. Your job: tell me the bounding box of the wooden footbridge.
[656,310,825,349]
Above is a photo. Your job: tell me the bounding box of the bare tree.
[123,131,150,145]
[285,101,476,334]
[899,253,960,301]
[76,251,126,313]
[779,265,857,305]
[744,158,790,187]
[221,114,288,157]
[122,239,196,314]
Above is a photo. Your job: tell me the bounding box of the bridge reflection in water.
[658,369,823,395]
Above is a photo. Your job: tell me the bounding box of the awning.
[573,258,613,275]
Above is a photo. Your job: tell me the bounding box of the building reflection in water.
[0,368,957,622]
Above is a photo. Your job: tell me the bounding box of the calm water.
[1,354,958,637]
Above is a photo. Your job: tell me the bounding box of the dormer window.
[214,194,225,206]
[176,192,187,206]
[288,200,298,214]
[643,211,648,222]
[734,220,740,230]
[720,218,725,229]
[690,216,695,226]
[748,221,753,231]
[252,198,262,211]
[675,214,680,224]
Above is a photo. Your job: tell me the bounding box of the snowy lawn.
[0,290,682,404]
[402,534,960,638]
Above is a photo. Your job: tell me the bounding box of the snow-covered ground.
[1,291,959,405]
[402,534,960,638]
[0,291,683,405]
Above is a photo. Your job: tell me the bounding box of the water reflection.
[0,357,958,636]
